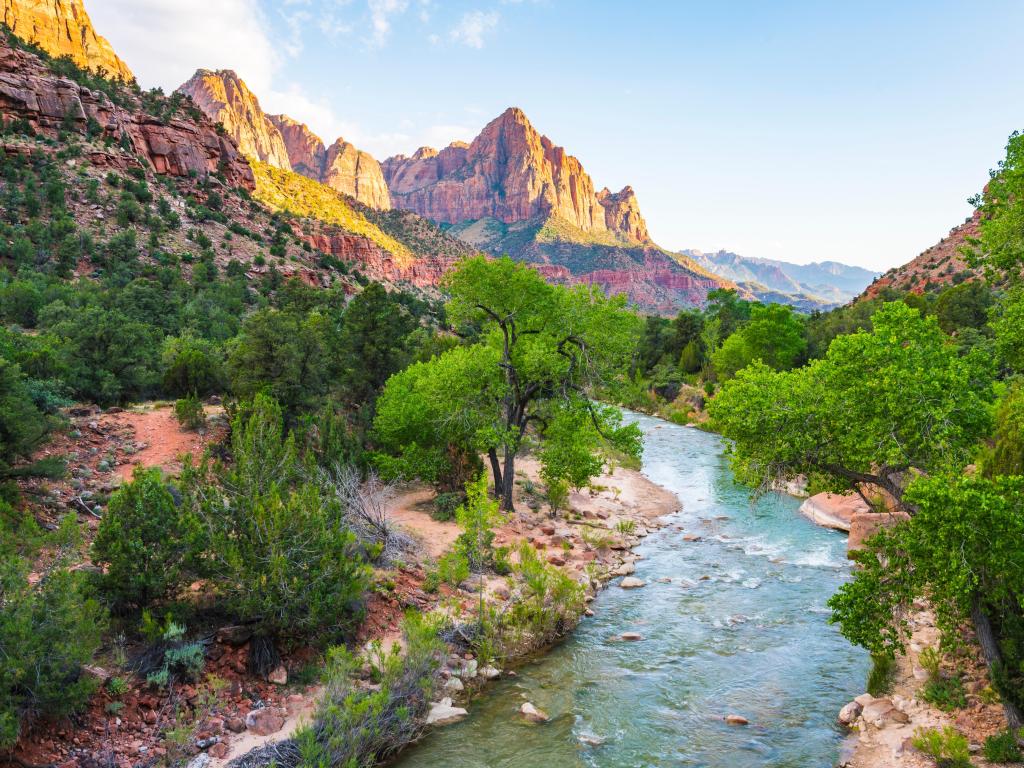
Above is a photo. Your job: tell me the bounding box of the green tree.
[709,301,993,505]
[160,334,224,397]
[711,302,806,379]
[966,130,1024,279]
[0,357,52,479]
[92,467,204,609]
[933,281,993,334]
[374,257,642,509]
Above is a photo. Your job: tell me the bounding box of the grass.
[251,162,416,267]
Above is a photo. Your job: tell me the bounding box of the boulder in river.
[837,700,862,726]
[619,631,643,641]
[520,702,549,723]
[619,577,645,589]
[724,714,749,725]
[427,697,468,726]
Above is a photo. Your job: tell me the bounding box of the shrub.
[137,619,205,688]
[92,467,204,609]
[983,729,1023,762]
[922,674,968,711]
[0,549,106,749]
[160,334,224,397]
[545,477,569,513]
[431,491,462,522]
[911,726,971,768]
[174,394,205,430]
[867,652,896,696]
[294,611,445,768]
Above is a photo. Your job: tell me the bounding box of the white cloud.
[450,9,499,49]
[87,0,279,93]
[367,0,408,47]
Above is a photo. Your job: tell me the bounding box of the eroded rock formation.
[2,0,133,81]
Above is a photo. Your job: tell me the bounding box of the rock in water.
[426,698,468,726]
[619,577,646,589]
[520,702,549,723]
[837,700,862,726]
[619,632,644,641]
[724,714,750,725]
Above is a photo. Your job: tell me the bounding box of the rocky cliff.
[382,107,650,244]
[178,70,390,209]
[178,68,291,169]
[0,34,252,187]
[2,0,133,81]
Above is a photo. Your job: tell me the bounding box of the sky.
[87,0,1024,271]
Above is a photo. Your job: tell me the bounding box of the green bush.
[866,652,896,696]
[911,726,971,768]
[922,674,968,711]
[295,611,444,768]
[0,549,106,749]
[431,492,462,522]
[92,467,204,609]
[983,729,1023,762]
[160,334,224,397]
[174,394,205,430]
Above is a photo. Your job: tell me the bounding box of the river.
[393,412,868,767]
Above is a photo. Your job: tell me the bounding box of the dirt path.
[111,404,223,480]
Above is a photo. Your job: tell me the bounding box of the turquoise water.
[394,413,868,767]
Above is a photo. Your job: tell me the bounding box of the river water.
[394,413,868,767]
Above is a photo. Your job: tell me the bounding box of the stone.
[860,698,908,728]
[614,562,635,576]
[619,577,645,589]
[185,755,210,768]
[848,510,911,557]
[547,554,566,566]
[426,698,468,726]
[443,676,464,693]
[267,665,288,685]
[539,523,556,536]
[579,734,605,747]
[798,492,869,532]
[479,665,501,680]
[216,625,253,645]
[519,702,549,723]
[838,700,862,726]
[724,714,749,726]
[208,742,229,760]
[245,707,286,736]
[619,632,643,641]
[460,659,478,679]
[225,717,246,733]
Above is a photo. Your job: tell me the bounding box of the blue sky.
[89,0,1024,270]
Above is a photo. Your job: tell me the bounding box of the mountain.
[2,0,133,81]
[862,211,981,298]
[382,108,735,312]
[178,69,390,210]
[683,249,879,309]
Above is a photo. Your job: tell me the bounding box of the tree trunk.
[487,448,503,501]
[971,597,1024,732]
[500,446,516,512]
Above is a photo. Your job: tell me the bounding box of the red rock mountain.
[2,0,133,81]
[178,70,390,210]
[0,36,251,187]
[862,209,982,298]
[382,107,650,244]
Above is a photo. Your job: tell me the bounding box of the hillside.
[684,248,879,309]
[862,211,981,298]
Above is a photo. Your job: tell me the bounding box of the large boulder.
[847,510,911,557]
[798,492,869,532]
[426,697,468,726]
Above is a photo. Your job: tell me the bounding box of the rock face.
[383,107,648,243]
[0,38,252,188]
[322,137,391,210]
[847,510,911,557]
[179,71,390,209]
[178,69,291,168]
[2,0,133,81]
[798,492,870,532]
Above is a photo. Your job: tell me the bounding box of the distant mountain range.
[682,249,880,310]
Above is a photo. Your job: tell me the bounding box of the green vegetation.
[983,729,1024,762]
[910,726,972,768]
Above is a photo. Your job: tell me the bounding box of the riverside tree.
[373,256,642,510]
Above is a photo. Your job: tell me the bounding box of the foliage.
[982,729,1024,762]
[933,281,992,334]
[922,674,968,712]
[966,130,1024,280]
[294,611,445,768]
[161,334,224,397]
[92,467,204,609]
[711,302,806,379]
[0,356,53,478]
[828,474,1024,714]
[910,726,971,768]
[184,394,372,641]
[866,653,896,696]
[431,492,462,522]
[0,543,106,749]
[174,394,206,430]
[375,257,642,509]
[452,474,506,575]
[709,302,993,500]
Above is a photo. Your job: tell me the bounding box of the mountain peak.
[2,0,134,81]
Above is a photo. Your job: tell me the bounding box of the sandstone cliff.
[0,35,252,188]
[382,107,650,244]
[178,68,291,169]
[322,137,390,210]
[267,112,324,177]
[2,0,133,81]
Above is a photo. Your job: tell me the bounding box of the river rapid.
[394,412,868,767]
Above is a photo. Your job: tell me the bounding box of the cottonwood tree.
[373,256,641,510]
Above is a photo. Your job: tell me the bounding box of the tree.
[933,281,993,334]
[711,303,806,379]
[160,334,224,397]
[709,301,993,505]
[0,357,51,479]
[374,257,642,510]
[92,467,204,609]
[966,130,1024,279]
[335,282,418,406]
[828,474,1024,729]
